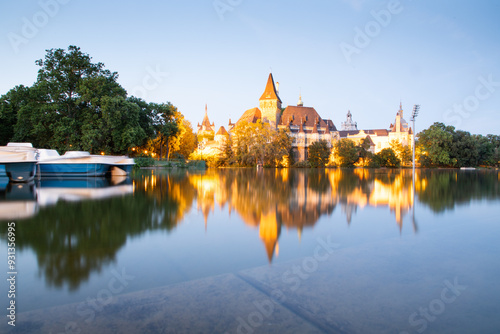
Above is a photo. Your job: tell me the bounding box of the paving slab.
[3,273,323,334]
[237,231,500,334]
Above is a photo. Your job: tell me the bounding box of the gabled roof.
[237,107,261,124]
[338,129,389,138]
[216,126,228,136]
[324,119,337,132]
[259,73,282,103]
[364,135,375,146]
[279,106,329,128]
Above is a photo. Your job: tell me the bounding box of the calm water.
[1,168,499,333]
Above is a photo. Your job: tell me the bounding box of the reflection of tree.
[7,171,195,290]
[4,168,498,286]
[416,170,500,212]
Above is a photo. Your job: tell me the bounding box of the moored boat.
[0,143,38,182]
[37,149,135,177]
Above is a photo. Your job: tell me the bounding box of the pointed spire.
[297,94,303,106]
[299,118,305,133]
[259,73,282,103]
[312,118,318,134]
[201,104,212,129]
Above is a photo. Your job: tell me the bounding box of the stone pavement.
[4,230,500,334]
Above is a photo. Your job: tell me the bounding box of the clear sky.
[1,0,499,135]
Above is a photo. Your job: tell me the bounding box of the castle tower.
[197,104,215,147]
[395,102,403,133]
[259,73,282,129]
[340,110,358,131]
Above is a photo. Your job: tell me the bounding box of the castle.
[197,73,413,161]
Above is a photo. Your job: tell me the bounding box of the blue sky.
[1,0,499,135]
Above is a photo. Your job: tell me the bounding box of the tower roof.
[216,126,229,136]
[201,104,213,130]
[259,73,282,103]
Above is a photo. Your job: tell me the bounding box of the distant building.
[231,73,337,161]
[340,110,358,131]
[197,104,215,148]
[195,74,413,161]
[338,103,413,153]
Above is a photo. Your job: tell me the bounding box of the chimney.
[276,82,279,95]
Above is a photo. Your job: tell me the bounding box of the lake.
[1,168,499,333]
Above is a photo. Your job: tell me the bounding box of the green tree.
[0,85,30,145]
[219,135,234,166]
[169,110,197,159]
[308,140,330,168]
[230,121,292,167]
[449,130,478,167]
[417,122,454,167]
[147,102,179,160]
[487,134,500,167]
[266,128,293,167]
[100,96,146,154]
[3,46,165,154]
[474,134,494,166]
[375,148,401,167]
[357,137,374,167]
[390,139,412,166]
[333,139,358,167]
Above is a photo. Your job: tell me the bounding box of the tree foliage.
[390,139,412,166]
[308,140,330,168]
[230,121,292,167]
[375,148,401,168]
[0,45,180,156]
[332,139,358,167]
[417,122,454,167]
[169,110,197,159]
[417,122,499,167]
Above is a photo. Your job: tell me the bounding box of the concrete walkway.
[4,230,500,334]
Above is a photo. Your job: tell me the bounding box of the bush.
[134,156,156,168]
[375,148,401,168]
[170,152,185,161]
[292,160,311,168]
[308,140,331,168]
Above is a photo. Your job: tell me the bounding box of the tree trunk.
[166,137,170,161]
[160,137,163,160]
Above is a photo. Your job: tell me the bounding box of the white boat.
[37,149,135,177]
[0,143,38,182]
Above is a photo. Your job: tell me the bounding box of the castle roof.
[338,129,389,138]
[200,104,214,131]
[237,107,261,124]
[259,73,282,103]
[216,126,229,136]
[280,106,332,129]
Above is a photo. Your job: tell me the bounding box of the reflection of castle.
[195,73,414,160]
[189,169,415,262]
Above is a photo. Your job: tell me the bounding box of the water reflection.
[0,181,37,220]
[186,169,499,261]
[0,169,499,290]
